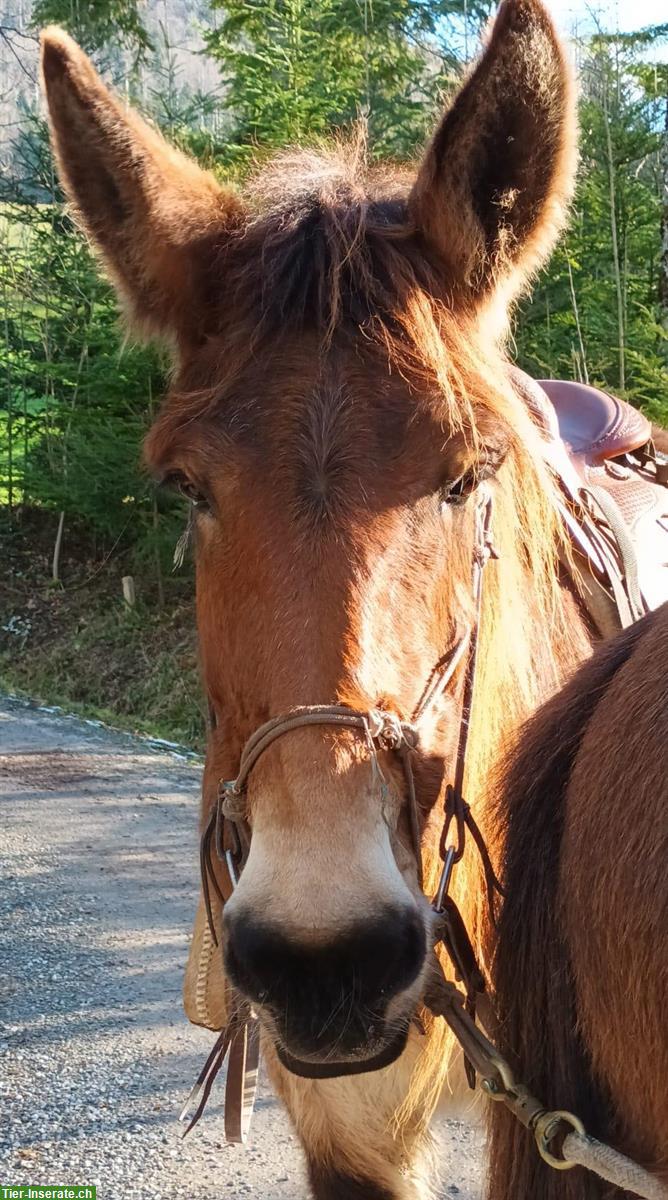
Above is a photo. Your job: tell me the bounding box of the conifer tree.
[204,0,490,163]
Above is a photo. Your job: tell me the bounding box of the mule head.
[41,0,576,1073]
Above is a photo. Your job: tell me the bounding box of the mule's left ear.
[410,0,576,305]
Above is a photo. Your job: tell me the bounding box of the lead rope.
[423,969,668,1199]
[561,1135,668,1200]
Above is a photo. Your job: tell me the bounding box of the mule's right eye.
[162,472,211,512]
[179,479,209,509]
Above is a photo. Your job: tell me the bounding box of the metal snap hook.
[433,845,456,913]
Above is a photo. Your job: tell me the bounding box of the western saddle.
[512,370,668,636]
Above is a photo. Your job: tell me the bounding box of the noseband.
[184,486,503,1137]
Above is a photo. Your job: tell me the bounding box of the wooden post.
[52,511,65,583]
[122,575,136,607]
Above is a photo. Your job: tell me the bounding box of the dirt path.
[0,696,483,1199]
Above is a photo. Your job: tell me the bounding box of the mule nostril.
[223,905,427,1058]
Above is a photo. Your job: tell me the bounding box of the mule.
[489,602,668,1197]
[40,2,597,1195]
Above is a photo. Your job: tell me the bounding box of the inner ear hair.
[40,26,244,347]
[410,0,577,303]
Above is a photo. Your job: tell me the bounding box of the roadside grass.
[0,678,204,753]
[0,599,205,749]
[1,513,205,750]
[0,599,206,749]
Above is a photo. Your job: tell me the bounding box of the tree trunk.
[603,83,626,392]
[659,93,668,336]
[567,258,589,385]
[52,510,65,584]
[4,300,13,516]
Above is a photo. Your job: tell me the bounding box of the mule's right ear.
[40,28,244,348]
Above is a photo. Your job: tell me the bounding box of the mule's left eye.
[440,445,507,507]
[440,468,478,507]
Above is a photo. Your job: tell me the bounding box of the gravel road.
[0,696,483,1199]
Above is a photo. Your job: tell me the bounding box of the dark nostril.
[223,904,427,1051]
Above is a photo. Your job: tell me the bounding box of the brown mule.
[40,2,600,1195]
[489,602,668,1198]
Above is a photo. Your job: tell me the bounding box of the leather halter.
[181,487,503,1137]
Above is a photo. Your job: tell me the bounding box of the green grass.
[0,594,206,750]
[0,677,202,754]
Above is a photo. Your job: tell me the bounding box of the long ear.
[40,27,244,348]
[410,0,577,306]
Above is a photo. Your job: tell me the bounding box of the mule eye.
[440,468,477,506]
[162,472,211,512]
[179,479,209,509]
[440,444,507,507]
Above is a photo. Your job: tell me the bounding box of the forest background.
[1,0,667,747]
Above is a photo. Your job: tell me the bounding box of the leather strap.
[584,484,645,622]
[217,703,427,894]
[180,997,261,1144]
[225,1013,261,1143]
